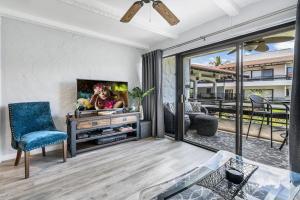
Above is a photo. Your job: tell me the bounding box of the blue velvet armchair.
[8,102,67,178]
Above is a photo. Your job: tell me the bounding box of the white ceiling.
[0,0,274,49]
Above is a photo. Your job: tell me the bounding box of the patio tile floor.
[184,129,289,169]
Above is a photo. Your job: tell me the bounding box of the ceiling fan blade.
[227,48,237,55]
[153,1,180,26]
[255,42,269,52]
[245,41,261,45]
[263,36,295,44]
[120,1,143,23]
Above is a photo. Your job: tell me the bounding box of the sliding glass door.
[171,24,295,170]
[241,29,295,169]
[181,46,239,153]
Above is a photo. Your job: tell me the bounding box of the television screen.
[77,79,128,110]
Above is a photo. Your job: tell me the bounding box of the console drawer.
[77,119,110,129]
[111,116,137,125]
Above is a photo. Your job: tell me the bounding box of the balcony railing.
[215,75,292,83]
[188,97,289,127]
[190,93,289,102]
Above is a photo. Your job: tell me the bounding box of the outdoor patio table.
[139,150,300,200]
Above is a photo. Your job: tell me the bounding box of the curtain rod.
[163,5,297,52]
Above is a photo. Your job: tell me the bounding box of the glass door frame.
[173,22,295,155]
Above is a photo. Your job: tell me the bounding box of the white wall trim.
[0,7,149,50]
[59,0,178,39]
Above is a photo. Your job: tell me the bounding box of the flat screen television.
[77,79,128,110]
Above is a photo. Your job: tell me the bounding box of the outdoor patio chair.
[279,104,289,150]
[246,95,287,148]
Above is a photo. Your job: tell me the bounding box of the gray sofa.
[164,102,210,135]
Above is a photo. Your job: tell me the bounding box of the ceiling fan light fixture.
[227,35,295,55]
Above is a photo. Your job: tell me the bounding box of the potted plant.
[74,102,82,118]
[74,98,93,118]
[129,87,155,120]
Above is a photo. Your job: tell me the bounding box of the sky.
[191,41,295,65]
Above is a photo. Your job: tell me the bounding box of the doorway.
[167,24,295,169]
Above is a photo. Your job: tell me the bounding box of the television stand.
[66,112,140,157]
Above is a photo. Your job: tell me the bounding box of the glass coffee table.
[139,151,300,200]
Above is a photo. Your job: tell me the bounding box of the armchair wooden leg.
[62,140,67,162]
[24,151,30,179]
[42,147,46,157]
[14,149,22,166]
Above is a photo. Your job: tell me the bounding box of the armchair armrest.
[201,106,208,115]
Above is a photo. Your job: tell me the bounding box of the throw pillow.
[191,102,202,112]
[168,102,176,114]
[185,102,193,113]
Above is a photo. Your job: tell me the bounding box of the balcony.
[176,98,289,169]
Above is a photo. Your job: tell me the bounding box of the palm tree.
[209,56,222,66]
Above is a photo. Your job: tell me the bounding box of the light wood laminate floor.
[0,138,214,200]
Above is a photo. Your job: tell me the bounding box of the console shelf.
[76,137,137,154]
[76,129,137,143]
[66,112,140,157]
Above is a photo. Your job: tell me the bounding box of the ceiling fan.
[120,0,180,26]
[228,36,295,54]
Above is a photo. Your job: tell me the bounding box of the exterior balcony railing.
[189,95,289,127]
[215,75,292,83]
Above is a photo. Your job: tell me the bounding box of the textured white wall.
[0,17,144,161]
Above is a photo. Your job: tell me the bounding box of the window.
[287,67,293,78]
[262,69,274,78]
[251,69,273,79]
[244,71,252,79]
[225,89,234,100]
[252,70,261,78]
[207,88,212,94]
[286,88,290,97]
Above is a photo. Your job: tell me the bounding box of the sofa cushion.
[190,102,202,112]
[19,131,67,151]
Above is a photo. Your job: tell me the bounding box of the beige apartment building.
[191,49,294,101]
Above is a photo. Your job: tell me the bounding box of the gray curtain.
[290,1,300,175]
[142,50,164,138]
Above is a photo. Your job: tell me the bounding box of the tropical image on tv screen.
[77,79,128,110]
